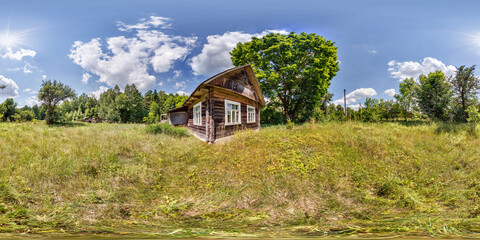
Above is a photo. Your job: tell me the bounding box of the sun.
[0,32,20,48]
[0,27,30,49]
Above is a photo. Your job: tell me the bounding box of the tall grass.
[0,121,480,236]
[145,122,189,137]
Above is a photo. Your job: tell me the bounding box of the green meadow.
[1,121,480,237]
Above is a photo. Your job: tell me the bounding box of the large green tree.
[416,71,452,121]
[1,98,17,122]
[38,80,76,124]
[230,32,339,122]
[449,65,480,121]
[395,77,418,121]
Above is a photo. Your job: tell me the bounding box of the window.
[247,105,255,123]
[193,102,202,125]
[225,99,241,125]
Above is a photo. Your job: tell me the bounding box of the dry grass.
[0,121,480,237]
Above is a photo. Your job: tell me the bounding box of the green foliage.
[417,71,452,121]
[146,122,189,137]
[395,77,418,121]
[38,80,76,124]
[466,105,480,135]
[231,31,339,122]
[0,98,16,122]
[286,119,294,130]
[450,65,480,122]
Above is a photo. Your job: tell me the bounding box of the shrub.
[286,119,294,130]
[146,122,189,137]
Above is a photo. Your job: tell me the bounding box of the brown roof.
[168,65,265,113]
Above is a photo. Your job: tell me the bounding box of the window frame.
[193,102,202,126]
[224,99,241,126]
[247,105,256,123]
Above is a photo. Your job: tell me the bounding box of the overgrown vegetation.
[146,122,189,136]
[1,121,480,237]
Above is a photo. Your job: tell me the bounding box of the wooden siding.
[211,89,260,139]
[208,69,258,102]
[187,100,207,140]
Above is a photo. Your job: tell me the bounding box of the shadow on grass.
[48,121,87,128]
[433,122,478,136]
[391,119,430,127]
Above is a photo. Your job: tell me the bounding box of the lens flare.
[0,26,32,49]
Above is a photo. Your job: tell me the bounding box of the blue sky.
[0,0,479,108]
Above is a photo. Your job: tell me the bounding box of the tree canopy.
[38,80,76,124]
[449,65,480,121]
[230,31,339,122]
[416,71,452,121]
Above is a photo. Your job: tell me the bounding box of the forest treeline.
[0,84,187,124]
[263,66,480,125]
[1,65,479,125]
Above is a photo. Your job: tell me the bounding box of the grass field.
[1,121,480,237]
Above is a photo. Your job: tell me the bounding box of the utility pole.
[344,89,347,116]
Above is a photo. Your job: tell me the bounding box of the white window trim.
[193,102,202,126]
[225,99,241,126]
[247,105,256,123]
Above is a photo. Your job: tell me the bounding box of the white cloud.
[348,104,361,111]
[25,96,41,106]
[88,86,109,99]
[2,47,36,61]
[384,88,396,97]
[0,75,19,98]
[20,63,39,74]
[173,70,182,79]
[117,16,172,32]
[370,50,377,54]
[174,81,186,90]
[189,29,288,76]
[333,88,377,106]
[158,81,164,87]
[7,67,21,72]
[42,75,47,80]
[388,57,456,81]
[23,88,32,92]
[82,73,91,84]
[176,90,188,96]
[70,16,197,91]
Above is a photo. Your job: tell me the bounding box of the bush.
[146,122,189,137]
[286,119,294,130]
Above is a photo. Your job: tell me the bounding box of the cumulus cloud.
[158,81,164,87]
[2,47,36,61]
[23,88,38,95]
[82,73,91,84]
[88,86,109,99]
[333,88,377,106]
[190,29,288,76]
[176,90,188,96]
[25,96,41,106]
[384,88,396,97]
[42,75,47,80]
[174,81,186,90]
[388,57,456,81]
[70,16,197,91]
[0,75,19,98]
[348,104,361,111]
[370,50,377,54]
[117,16,172,32]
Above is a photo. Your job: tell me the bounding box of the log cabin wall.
[211,88,260,140]
[186,99,208,141]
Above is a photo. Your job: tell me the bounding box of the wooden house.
[167,65,265,143]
